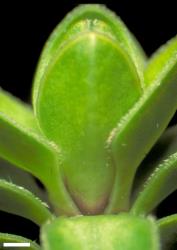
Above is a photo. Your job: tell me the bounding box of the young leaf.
[41,214,159,250]
[0,89,80,215]
[0,180,53,225]
[0,233,40,250]
[33,4,146,109]
[105,36,177,213]
[37,35,141,214]
[157,214,177,250]
[34,5,143,213]
[131,152,177,215]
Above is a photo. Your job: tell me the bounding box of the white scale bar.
[3,243,30,247]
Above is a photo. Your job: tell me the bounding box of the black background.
[0,0,176,243]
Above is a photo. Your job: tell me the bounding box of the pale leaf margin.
[32,4,146,110]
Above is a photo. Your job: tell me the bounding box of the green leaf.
[105,36,177,213]
[145,35,177,86]
[0,180,53,225]
[0,88,39,133]
[0,88,51,182]
[0,233,40,250]
[34,5,142,213]
[32,4,146,109]
[131,125,177,205]
[157,214,177,250]
[0,158,48,202]
[0,89,80,215]
[41,214,159,250]
[131,152,177,215]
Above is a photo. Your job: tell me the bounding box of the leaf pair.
[0,4,145,215]
[32,4,146,213]
[32,4,177,215]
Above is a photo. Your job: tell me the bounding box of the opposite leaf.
[105,36,177,213]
